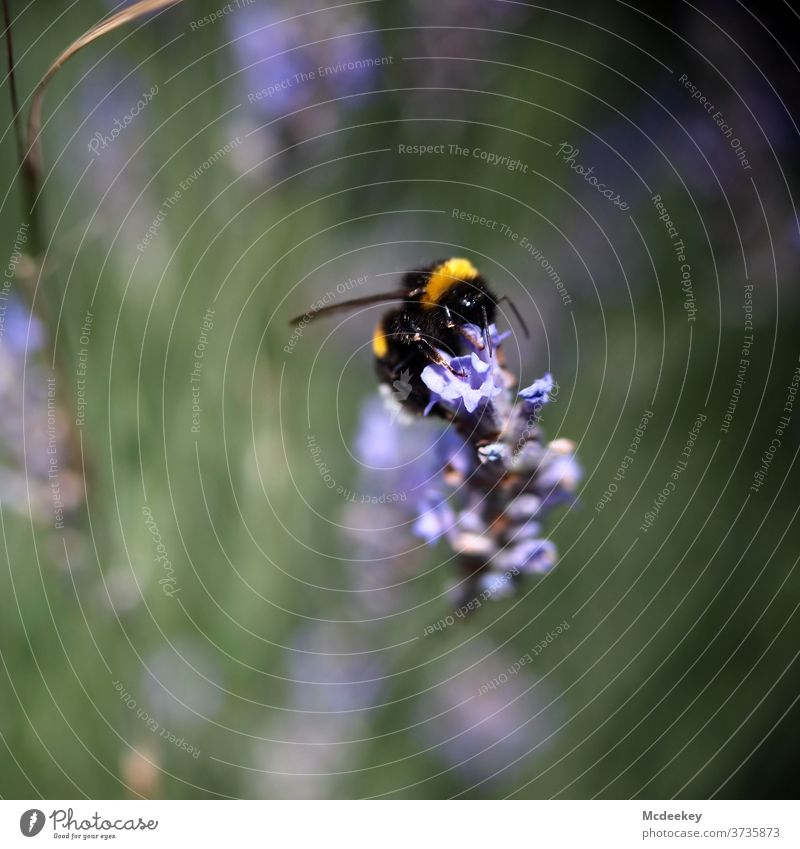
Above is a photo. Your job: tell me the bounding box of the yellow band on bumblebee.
[372,322,389,358]
[421,257,479,309]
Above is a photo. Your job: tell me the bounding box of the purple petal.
[413,498,455,544]
[518,373,554,408]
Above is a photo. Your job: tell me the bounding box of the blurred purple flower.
[0,295,45,356]
[415,640,559,786]
[0,290,83,526]
[229,2,384,122]
[412,496,455,544]
[493,537,557,576]
[253,622,388,798]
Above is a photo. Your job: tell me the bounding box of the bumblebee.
[289,257,527,416]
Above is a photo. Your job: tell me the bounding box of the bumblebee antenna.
[288,289,408,326]
[481,304,492,356]
[496,295,529,339]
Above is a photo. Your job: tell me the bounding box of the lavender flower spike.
[358,320,581,610]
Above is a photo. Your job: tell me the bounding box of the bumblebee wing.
[288,290,410,326]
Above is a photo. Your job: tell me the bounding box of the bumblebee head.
[422,258,497,330]
[441,279,497,330]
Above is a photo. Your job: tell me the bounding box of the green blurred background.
[1,0,798,799]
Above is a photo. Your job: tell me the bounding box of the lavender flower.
[0,295,45,355]
[519,373,555,409]
[421,331,506,415]
[371,323,580,607]
[412,496,455,544]
[0,294,83,526]
[229,3,384,125]
[415,639,559,785]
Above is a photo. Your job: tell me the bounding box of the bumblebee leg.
[414,335,467,377]
[456,324,485,350]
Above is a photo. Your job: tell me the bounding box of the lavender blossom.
[414,639,559,785]
[369,323,581,607]
[229,3,384,124]
[412,496,455,544]
[519,373,555,409]
[422,348,504,415]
